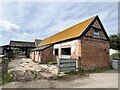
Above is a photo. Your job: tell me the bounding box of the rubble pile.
[9,70,43,81]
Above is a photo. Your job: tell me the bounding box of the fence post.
[76,57,80,71]
[0,56,3,76]
[2,56,9,80]
[57,57,60,73]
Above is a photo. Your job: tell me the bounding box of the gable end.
[80,15,109,41]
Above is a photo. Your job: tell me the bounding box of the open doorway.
[55,49,58,56]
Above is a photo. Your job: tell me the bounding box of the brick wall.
[86,27,107,40]
[41,46,56,63]
[80,37,110,70]
[79,19,110,70]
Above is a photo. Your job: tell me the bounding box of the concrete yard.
[2,58,119,88]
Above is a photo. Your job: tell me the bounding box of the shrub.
[111,52,120,60]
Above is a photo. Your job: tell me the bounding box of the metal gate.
[59,58,76,72]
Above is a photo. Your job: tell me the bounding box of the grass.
[47,61,57,65]
[78,66,112,75]
[59,66,112,76]
[0,75,2,85]
[0,73,13,85]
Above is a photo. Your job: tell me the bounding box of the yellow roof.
[39,16,95,46]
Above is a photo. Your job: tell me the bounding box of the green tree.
[110,33,120,60]
[109,33,120,50]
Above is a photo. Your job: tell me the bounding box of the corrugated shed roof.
[32,44,52,51]
[39,16,95,46]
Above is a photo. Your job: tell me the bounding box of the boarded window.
[61,47,71,55]
[55,49,58,56]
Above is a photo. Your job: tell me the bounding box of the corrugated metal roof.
[32,44,51,51]
[39,16,95,46]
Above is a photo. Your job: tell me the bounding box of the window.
[93,30,100,37]
[55,49,58,56]
[61,47,71,55]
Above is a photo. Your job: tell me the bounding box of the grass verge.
[0,73,13,85]
[59,66,112,77]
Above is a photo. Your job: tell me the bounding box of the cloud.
[0,20,20,33]
[0,2,118,45]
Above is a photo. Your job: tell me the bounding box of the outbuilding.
[32,15,110,70]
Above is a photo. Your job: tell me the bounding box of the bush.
[47,61,57,65]
[111,52,120,60]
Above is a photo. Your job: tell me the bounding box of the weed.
[0,73,13,85]
[47,61,57,65]
[59,66,112,76]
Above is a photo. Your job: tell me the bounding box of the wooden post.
[38,51,41,63]
[58,44,61,73]
[76,57,80,71]
[2,56,9,80]
[57,57,60,73]
[0,56,3,76]
[58,44,61,59]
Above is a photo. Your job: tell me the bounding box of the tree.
[109,33,120,51]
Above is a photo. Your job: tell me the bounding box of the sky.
[0,1,119,45]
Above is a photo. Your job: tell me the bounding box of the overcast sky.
[0,1,119,45]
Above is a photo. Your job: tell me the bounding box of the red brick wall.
[86,27,107,40]
[79,19,110,70]
[41,46,56,63]
[80,37,110,70]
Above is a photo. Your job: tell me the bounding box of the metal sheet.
[60,63,76,68]
[60,67,76,72]
[59,58,76,72]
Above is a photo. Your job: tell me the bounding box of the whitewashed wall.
[53,39,81,59]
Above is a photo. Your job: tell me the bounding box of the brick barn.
[31,15,110,70]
